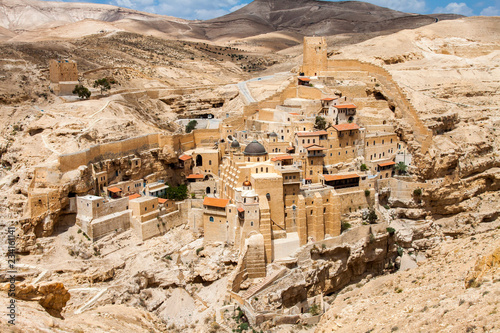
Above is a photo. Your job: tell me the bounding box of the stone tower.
[301,36,328,77]
[49,59,78,83]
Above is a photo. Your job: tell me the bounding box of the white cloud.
[365,0,427,13]
[108,0,241,19]
[434,2,474,16]
[194,8,230,20]
[230,3,248,12]
[480,6,500,16]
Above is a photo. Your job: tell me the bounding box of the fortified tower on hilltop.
[301,36,328,77]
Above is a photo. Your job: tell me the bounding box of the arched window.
[250,221,254,227]
[382,140,384,144]
[209,160,212,165]
[209,217,214,222]
[266,167,268,172]
[261,167,263,172]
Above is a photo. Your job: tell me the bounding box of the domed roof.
[231,140,240,148]
[243,180,252,187]
[269,132,278,137]
[244,140,267,156]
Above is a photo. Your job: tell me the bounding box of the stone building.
[76,195,131,240]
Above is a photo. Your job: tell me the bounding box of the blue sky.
[49,0,500,20]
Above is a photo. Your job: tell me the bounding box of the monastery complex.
[25,37,412,289]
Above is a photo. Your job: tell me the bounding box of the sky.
[48,0,500,20]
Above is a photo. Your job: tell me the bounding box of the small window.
[97,203,99,207]
[210,216,214,222]
[250,221,254,226]
[209,160,212,165]
[145,207,147,211]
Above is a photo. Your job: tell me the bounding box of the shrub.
[413,188,422,196]
[322,243,326,249]
[309,303,321,316]
[367,209,378,224]
[165,255,172,260]
[73,85,91,99]
[360,164,368,171]
[383,204,390,209]
[185,120,198,133]
[365,189,370,197]
[341,221,351,233]
[196,247,204,255]
[386,227,396,235]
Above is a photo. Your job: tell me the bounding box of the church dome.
[243,180,252,187]
[244,140,267,156]
[269,132,278,137]
[231,140,240,148]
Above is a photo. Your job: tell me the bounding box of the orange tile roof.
[289,112,300,116]
[187,174,204,180]
[237,207,245,213]
[203,197,229,208]
[271,155,293,162]
[107,187,122,193]
[286,147,295,151]
[332,123,360,131]
[335,104,357,109]
[158,198,168,204]
[298,77,310,81]
[323,173,360,181]
[378,161,396,167]
[321,97,336,101]
[128,193,141,200]
[179,155,192,161]
[297,130,328,137]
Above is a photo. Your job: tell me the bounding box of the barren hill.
[0,0,185,31]
[195,0,462,41]
[0,0,462,46]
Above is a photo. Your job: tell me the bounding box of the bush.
[162,184,188,201]
[73,85,91,99]
[360,164,368,171]
[413,188,422,196]
[165,255,172,260]
[309,303,321,316]
[367,209,378,224]
[341,221,351,233]
[365,189,370,197]
[185,120,198,133]
[386,227,396,235]
[196,247,204,255]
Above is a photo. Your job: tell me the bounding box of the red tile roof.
[271,155,293,162]
[378,161,396,167]
[298,77,310,82]
[332,123,360,131]
[335,104,357,109]
[286,147,295,151]
[158,198,168,204]
[297,130,328,137]
[237,207,245,213]
[187,174,204,180]
[107,187,122,193]
[128,193,141,200]
[203,197,229,208]
[179,155,192,161]
[323,173,360,181]
[321,97,336,101]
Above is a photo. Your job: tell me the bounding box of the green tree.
[395,162,407,175]
[72,85,91,99]
[367,209,378,224]
[185,120,198,133]
[314,116,327,130]
[360,163,368,171]
[94,78,111,94]
[162,184,188,201]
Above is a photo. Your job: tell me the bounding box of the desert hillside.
[0,0,462,46]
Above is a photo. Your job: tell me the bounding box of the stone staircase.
[242,267,287,300]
